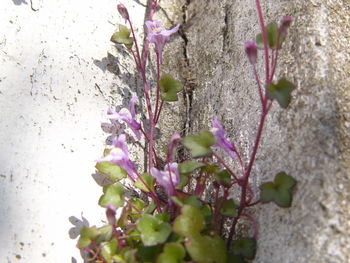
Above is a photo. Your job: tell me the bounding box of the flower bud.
[117,4,129,20]
[245,40,258,65]
[106,204,116,226]
[280,16,292,38]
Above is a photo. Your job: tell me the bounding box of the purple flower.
[108,96,141,140]
[211,118,235,159]
[150,163,179,197]
[97,134,136,180]
[145,20,180,63]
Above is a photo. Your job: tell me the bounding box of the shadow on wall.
[68,214,90,263]
[12,0,28,5]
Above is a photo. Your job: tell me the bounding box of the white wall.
[0,1,146,262]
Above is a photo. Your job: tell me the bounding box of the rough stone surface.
[180,0,350,262]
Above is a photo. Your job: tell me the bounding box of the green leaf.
[176,173,189,189]
[110,24,133,48]
[178,160,205,174]
[95,162,127,182]
[220,199,238,217]
[184,196,202,209]
[201,203,213,226]
[101,239,118,262]
[232,238,257,260]
[159,75,182,101]
[94,225,113,244]
[98,183,125,208]
[123,249,138,263]
[155,212,171,223]
[200,164,220,174]
[135,173,154,192]
[214,169,232,187]
[144,201,157,214]
[267,78,295,108]
[260,172,297,208]
[256,22,281,49]
[182,130,216,158]
[157,243,186,263]
[173,205,205,237]
[130,198,145,213]
[137,245,163,262]
[227,253,248,263]
[137,214,172,246]
[77,226,99,248]
[185,234,227,263]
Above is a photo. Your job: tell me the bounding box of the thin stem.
[125,199,142,213]
[242,213,259,239]
[134,167,162,213]
[154,52,161,122]
[255,0,270,83]
[232,144,246,177]
[127,19,142,71]
[269,30,282,82]
[213,152,239,182]
[247,200,261,207]
[253,65,264,105]
[155,101,164,124]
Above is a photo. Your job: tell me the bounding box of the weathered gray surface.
[176,0,350,262]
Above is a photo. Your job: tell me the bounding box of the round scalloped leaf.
[95,161,127,182]
[220,199,239,217]
[232,237,257,260]
[137,214,172,246]
[182,130,216,158]
[77,226,99,248]
[176,173,189,189]
[214,169,232,188]
[110,24,133,48]
[267,78,295,109]
[260,172,297,208]
[173,205,205,237]
[159,75,183,101]
[101,239,118,262]
[178,161,205,174]
[156,243,186,263]
[123,249,138,263]
[256,22,282,49]
[94,225,113,244]
[185,235,227,263]
[138,245,163,262]
[227,253,248,263]
[98,183,125,208]
[135,173,154,192]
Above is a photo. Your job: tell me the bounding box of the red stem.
[255,0,270,83]
[213,152,239,182]
[154,52,161,122]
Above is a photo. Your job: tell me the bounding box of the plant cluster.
[76,1,297,262]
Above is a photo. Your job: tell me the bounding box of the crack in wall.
[179,0,192,132]
[175,0,194,161]
[222,4,229,53]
